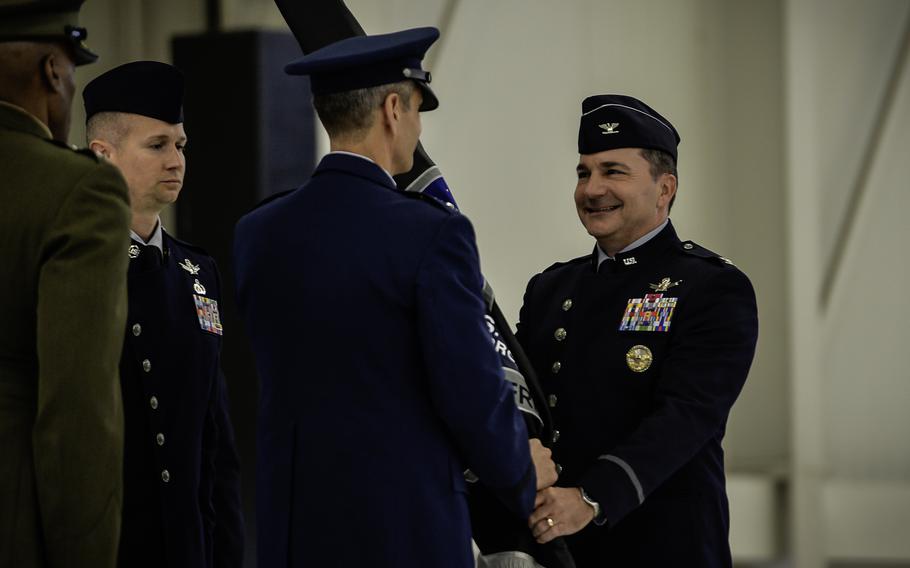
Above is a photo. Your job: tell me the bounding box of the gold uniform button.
[149,396,159,410]
[683,243,694,250]
[626,345,653,372]
[551,361,562,374]
[156,433,165,446]
[562,299,573,311]
[132,323,142,336]
[554,328,567,341]
[548,394,558,408]
[161,470,170,483]
[142,359,151,373]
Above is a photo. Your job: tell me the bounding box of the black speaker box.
[172,31,317,565]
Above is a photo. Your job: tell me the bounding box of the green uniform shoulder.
[678,240,737,267]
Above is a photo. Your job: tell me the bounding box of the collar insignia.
[599,122,620,134]
[623,257,637,265]
[128,244,140,259]
[179,258,200,275]
[649,277,682,292]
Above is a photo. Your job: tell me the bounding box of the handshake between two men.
[527,439,598,545]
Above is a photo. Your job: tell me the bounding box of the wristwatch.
[579,487,605,524]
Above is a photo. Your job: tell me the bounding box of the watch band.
[580,487,605,524]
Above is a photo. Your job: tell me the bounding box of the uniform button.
[161,469,170,483]
[554,328,567,341]
[149,396,159,410]
[445,201,455,208]
[156,433,165,446]
[131,323,142,336]
[551,361,562,374]
[141,359,151,373]
[683,243,694,250]
[562,299,573,311]
[555,463,563,475]
[548,394,558,407]
[552,429,561,443]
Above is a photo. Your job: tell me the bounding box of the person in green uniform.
[0,1,131,566]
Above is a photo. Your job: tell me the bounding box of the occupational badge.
[128,244,140,259]
[193,294,223,335]
[649,277,682,292]
[626,345,653,372]
[193,278,206,295]
[179,258,200,275]
[619,293,677,332]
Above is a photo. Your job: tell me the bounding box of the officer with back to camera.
[234,27,558,568]
[0,1,131,566]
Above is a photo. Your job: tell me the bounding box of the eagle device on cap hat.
[285,26,440,112]
[0,0,97,65]
[83,61,184,124]
[578,94,681,161]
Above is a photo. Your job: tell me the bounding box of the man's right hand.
[529,438,557,490]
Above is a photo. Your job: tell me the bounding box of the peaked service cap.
[285,26,440,111]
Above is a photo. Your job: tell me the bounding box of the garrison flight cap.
[83,61,184,124]
[0,0,97,65]
[284,26,440,112]
[578,94,681,162]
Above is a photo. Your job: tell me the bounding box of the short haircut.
[313,80,414,141]
[86,111,130,146]
[640,148,678,211]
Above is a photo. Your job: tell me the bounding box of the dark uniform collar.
[313,152,398,190]
[591,219,681,273]
[0,101,53,140]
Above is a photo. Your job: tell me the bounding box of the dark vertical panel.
[172,31,315,567]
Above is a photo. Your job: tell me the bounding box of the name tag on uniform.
[193,294,223,335]
[619,293,676,332]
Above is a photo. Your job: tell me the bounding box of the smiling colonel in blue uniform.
[83,62,244,568]
[518,95,759,567]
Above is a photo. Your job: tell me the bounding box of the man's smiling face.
[574,147,676,256]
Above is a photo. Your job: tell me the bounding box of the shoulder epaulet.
[165,232,212,259]
[401,191,458,214]
[680,240,736,267]
[542,254,592,274]
[46,139,103,162]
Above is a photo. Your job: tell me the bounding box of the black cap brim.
[417,82,438,112]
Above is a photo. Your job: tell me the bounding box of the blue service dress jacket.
[118,232,244,568]
[516,221,758,567]
[233,153,536,568]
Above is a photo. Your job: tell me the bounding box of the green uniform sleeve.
[33,161,131,567]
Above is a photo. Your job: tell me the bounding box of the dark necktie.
[131,241,162,272]
[597,257,616,275]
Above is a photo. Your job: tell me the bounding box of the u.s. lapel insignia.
[619,293,677,332]
[179,258,200,275]
[128,244,140,259]
[649,277,682,292]
[193,294,223,335]
[193,278,206,295]
[623,257,637,266]
[626,345,653,372]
